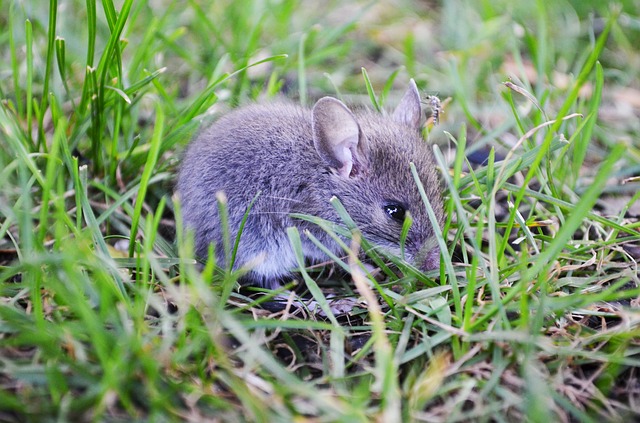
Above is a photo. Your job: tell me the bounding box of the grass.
[1,0,640,421]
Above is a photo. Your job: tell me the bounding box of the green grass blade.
[286,227,341,327]
[361,67,381,112]
[9,3,23,116]
[38,0,58,145]
[128,104,164,257]
[74,164,127,300]
[37,118,65,246]
[572,62,604,183]
[25,19,34,150]
[298,33,308,106]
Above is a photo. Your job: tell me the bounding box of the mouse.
[177,79,444,289]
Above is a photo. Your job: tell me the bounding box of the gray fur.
[177,80,444,289]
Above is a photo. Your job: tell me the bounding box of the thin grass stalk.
[287,227,341,326]
[37,119,65,246]
[9,3,23,117]
[25,19,34,150]
[362,67,381,112]
[572,62,604,184]
[128,104,164,257]
[298,32,307,106]
[38,0,58,148]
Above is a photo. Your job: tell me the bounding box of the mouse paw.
[304,295,359,317]
[270,291,360,317]
[325,297,359,316]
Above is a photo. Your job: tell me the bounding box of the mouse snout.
[414,242,441,272]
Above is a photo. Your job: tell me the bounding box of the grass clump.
[1,0,639,421]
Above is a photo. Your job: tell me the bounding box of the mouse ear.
[312,97,369,178]
[392,79,422,130]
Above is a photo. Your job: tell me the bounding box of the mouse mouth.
[361,237,440,270]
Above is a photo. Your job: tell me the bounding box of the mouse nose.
[416,243,441,272]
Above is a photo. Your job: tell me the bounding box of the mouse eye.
[384,203,406,222]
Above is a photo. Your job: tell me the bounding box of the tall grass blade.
[361,67,381,112]
[286,227,341,327]
[128,105,164,257]
[25,19,34,150]
[572,62,603,183]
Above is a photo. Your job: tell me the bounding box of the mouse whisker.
[257,195,306,203]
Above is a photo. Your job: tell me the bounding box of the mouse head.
[310,80,443,270]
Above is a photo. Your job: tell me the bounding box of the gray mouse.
[177,80,444,289]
